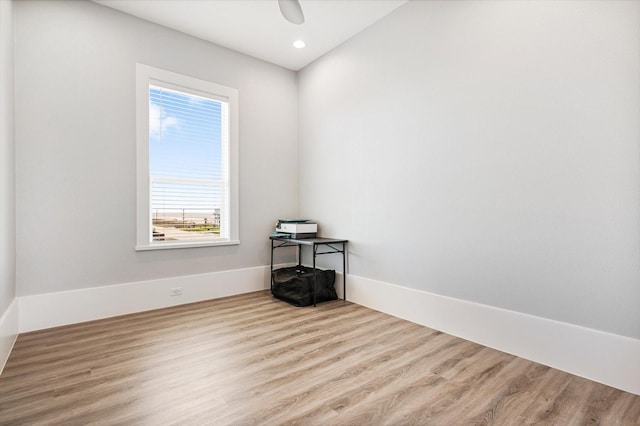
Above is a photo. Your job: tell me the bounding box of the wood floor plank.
[1,290,638,425]
[231,329,458,425]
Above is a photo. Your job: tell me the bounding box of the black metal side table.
[270,236,348,307]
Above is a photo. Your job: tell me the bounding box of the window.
[136,64,239,250]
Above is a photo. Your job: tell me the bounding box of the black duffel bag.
[271,266,337,306]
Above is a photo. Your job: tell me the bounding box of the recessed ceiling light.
[293,40,306,49]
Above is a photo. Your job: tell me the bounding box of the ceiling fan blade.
[278,0,305,25]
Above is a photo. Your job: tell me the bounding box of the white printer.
[275,219,317,238]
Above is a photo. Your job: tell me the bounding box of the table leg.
[312,244,317,307]
[270,239,274,292]
[343,242,346,301]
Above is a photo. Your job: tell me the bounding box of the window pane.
[149,86,222,180]
[149,85,226,242]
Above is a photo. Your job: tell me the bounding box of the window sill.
[135,239,240,251]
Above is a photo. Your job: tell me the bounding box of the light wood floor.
[1,291,639,425]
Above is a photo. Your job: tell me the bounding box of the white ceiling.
[92,0,408,71]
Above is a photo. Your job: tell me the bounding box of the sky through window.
[149,86,224,214]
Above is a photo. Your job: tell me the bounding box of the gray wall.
[0,0,16,317]
[298,0,640,338]
[14,0,298,296]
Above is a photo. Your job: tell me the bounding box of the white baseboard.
[19,265,282,333]
[14,269,639,396]
[0,298,19,374]
[347,274,640,396]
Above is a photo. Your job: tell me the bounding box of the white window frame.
[135,64,239,250]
